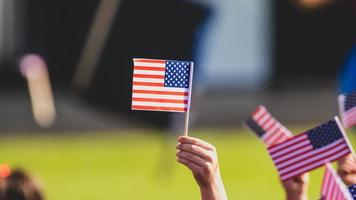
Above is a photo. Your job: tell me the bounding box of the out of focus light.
[293,0,335,9]
[20,54,56,128]
[0,164,11,178]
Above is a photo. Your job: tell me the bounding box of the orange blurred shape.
[0,164,11,178]
[293,0,335,9]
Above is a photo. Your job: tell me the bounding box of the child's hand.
[176,136,227,200]
[338,153,356,186]
[282,173,309,200]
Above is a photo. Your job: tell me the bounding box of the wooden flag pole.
[184,108,191,136]
[184,62,194,136]
[335,116,356,157]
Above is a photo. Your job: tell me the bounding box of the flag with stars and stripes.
[268,117,352,181]
[339,91,356,129]
[244,105,293,147]
[320,164,353,200]
[132,58,193,112]
[348,184,356,200]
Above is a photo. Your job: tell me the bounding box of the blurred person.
[295,0,356,93]
[340,46,356,94]
[0,165,44,200]
[338,0,356,191]
[176,136,309,200]
[340,0,356,93]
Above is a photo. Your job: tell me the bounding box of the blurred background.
[0,0,355,199]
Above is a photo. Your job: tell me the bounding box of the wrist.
[286,192,307,200]
[199,173,227,200]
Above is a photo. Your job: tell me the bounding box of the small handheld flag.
[321,164,353,200]
[244,105,293,146]
[268,117,352,181]
[338,91,356,129]
[131,58,194,135]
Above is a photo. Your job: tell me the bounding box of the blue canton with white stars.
[345,91,356,112]
[349,184,356,199]
[307,119,343,149]
[164,61,191,88]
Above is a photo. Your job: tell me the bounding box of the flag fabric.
[348,184,356,200]
[132,58,193,112]
[268,117,352,181]
[320,164,353,200]
[339,91,356,129]
[244,105,293,147]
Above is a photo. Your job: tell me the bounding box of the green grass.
[0,128,353,200]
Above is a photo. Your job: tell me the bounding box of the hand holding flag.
[321,164,353,200]
[245,106,309,199]
[338,154,356,187]
[176,136,228,200]
[268,117,353,181]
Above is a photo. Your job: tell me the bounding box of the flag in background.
[132,58,193,112]
[244,105,293,146]
[339,91,356,129]
[268,117,352,181]
[321,164,353,200]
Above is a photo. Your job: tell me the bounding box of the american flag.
[348,184,356,200]
[132,58,193,112]
[244,105,293,146]
[268,117,352,181]
[320,164,353,200]
[339,91,356,129]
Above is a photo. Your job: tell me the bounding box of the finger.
[338,153,353,164]
[341,174,356,186]
[178,136,214,150]
[295,173,309,184]
[176,143,212,160]
[177,150,208,167]
[178,151,211,168]
[177,157,202,173]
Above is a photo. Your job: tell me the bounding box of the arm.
[176,136,228,200]
[282,173,309,200]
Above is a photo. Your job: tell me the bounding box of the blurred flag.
[321,164,353,200]
[20,54,56,128]
[244,105,293,146]
[132,58,193,112]
[268,117,352,181]
[338,91,356,129]
[348,184,356,199]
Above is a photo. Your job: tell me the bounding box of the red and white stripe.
[343,106,356,129]
[268,134,351,181]
[321,164,353,200]
[132,58,190,112]
[252,106,293,146]
[338,94,356,129]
